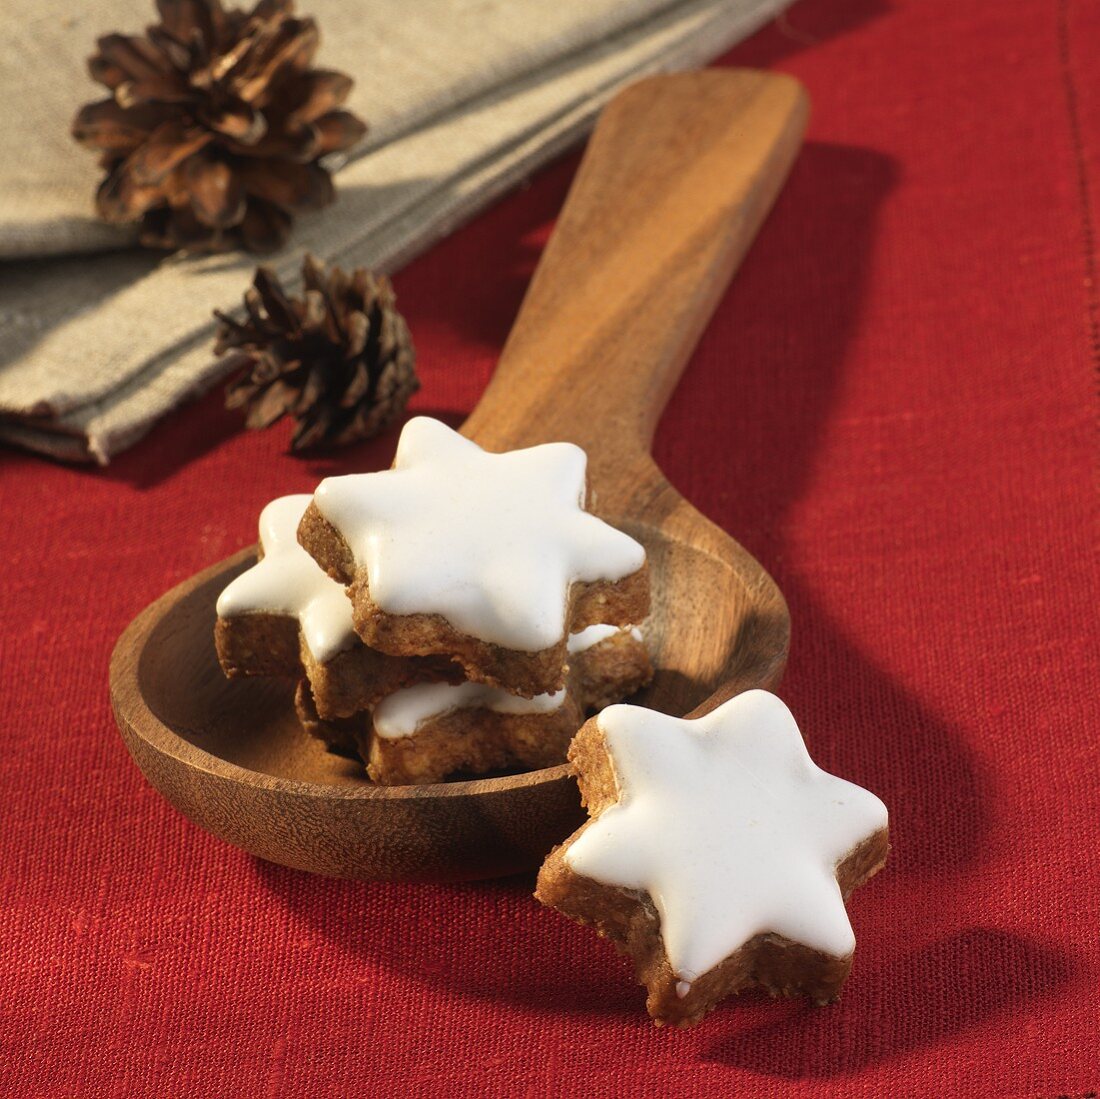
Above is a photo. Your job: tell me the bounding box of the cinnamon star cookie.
[297,624,652,784]
[536,690,889,1026]
[215,494,458,716]
[296,417,649,698]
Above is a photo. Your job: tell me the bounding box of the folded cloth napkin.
[0,0,787,463]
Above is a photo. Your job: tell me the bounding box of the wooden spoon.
[110,70,807,882]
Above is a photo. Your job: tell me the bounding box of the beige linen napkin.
[0,0,787,463]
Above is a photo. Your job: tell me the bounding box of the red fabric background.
[2,0,1097,1093]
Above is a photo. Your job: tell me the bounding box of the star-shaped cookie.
[297,417,649,696]
[218,495,356,665]
[294,624,653,785]
[215,494,458,717]
[536,690,889,1026]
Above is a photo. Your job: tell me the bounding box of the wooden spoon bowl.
[110,70,807,881]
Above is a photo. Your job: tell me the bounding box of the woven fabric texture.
[0,0,785,463]
[1,0,1097,1094]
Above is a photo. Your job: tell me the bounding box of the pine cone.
[71,0,367,253]
[216,254,419,450]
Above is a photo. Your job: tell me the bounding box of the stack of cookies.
[214,416,652,784]
[212,415,891,1029]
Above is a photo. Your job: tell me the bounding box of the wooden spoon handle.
[463,70,808,475]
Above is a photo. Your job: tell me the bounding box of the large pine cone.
[217,254,419,450]
[71,0,367,253]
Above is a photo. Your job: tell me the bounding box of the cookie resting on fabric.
[535,691,889,1026]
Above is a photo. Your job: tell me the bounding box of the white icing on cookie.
[373,680,565,740]
[312,417,646,652]
[566,624,643,655]
[564,690,888,987]
[216,495,356,663]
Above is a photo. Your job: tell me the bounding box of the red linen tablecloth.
[2,0,1097,1094]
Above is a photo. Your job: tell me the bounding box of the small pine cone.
[217,254,419,450]
[71,0,367,254]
